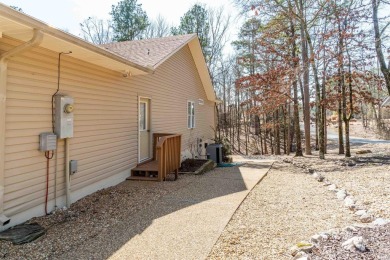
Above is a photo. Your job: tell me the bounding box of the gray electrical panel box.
[39,133,57,151]
[69,160,78,175]
[55,95,74,139]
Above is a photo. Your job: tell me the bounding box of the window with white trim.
[187,101,195,128]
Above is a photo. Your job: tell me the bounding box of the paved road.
[306,123,390,144]
[326,133,390,144]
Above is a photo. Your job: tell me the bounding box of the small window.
[187,101,195,128]
[139,102,146,131]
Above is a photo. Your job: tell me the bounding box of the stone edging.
[282,158,390,259]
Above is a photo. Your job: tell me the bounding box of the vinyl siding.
[1,36,215,218]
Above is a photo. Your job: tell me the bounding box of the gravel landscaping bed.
[291,142,390,220]
[208,161,356,259]
[0,173,198,259]
[309,224,390,259]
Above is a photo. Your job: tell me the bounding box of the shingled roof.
[100,34,197,69]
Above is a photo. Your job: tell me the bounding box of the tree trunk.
[283,106,287,154]
[308,44,325,159]
[344,44,354,157]
[275,109,281,155]
[315,104,319,150]
[289,2,303,156]
[287,100,291,155]
[236,90,241,153]
[264,114,268,154]
[372,0,390,95]
[299,0,312,155]
[337,20,345,155]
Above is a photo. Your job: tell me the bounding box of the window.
[139,102,146,131]
[187,101,195,128]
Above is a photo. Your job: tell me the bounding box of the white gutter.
[0,29,43,226]
[0,3,153,74]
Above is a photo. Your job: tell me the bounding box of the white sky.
[0,0,242,53]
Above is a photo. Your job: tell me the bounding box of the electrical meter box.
[39,133,57,151]
[55,95,74,139]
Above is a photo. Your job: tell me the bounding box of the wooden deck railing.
[154,133,182,181]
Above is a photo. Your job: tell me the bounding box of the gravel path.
[208,161,356,259]
[0,161,273,260]
[0,173,198,259]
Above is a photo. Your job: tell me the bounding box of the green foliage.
[110,0,149,41]
[171,4,210,59]
[232,17,262,74]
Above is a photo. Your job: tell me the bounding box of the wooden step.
[132,160,158,172]
[126,176,158,181]
[129,160,159,180]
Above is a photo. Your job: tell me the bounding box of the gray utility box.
[55,95,74,139]
[69,160,78,175]
[206,143,223,164]
[39,133,57,151]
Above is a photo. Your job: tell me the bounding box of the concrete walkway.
[62,159,273,260]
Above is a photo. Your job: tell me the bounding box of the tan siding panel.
[2,37,214,217]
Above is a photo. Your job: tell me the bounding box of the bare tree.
[207,7,232,84]
[80,17,113,44]
[145,15,171,38]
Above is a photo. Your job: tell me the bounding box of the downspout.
[0,29,43,225]
[65,138,70,208]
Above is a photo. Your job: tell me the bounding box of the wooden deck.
[128,133,181,181]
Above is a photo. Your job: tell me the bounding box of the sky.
[0,0,242,53]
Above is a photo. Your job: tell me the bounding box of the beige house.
[0,5,217,230]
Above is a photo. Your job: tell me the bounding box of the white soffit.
[188,38,216,102]
[0,5,150,76]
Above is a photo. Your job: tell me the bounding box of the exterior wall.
[0,36,215,229]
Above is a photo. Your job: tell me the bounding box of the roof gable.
[101,34,196,69]
[102,34,216,102]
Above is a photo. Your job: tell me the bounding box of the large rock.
[360,213,373,223]
[328,184,337,191]
[343,225,358,232]
[355,209,366,216]
[336,190,347,200]
[342,236,366,252]
[293,252,308,260]
[344,196,355,209]
[347,162,356,167]
[311,234,323,244]
[289,245,299,256]
[372,218,390,226]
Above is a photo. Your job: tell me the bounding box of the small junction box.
[39,133,57,151]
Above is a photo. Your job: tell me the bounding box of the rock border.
[282,158,390,259]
